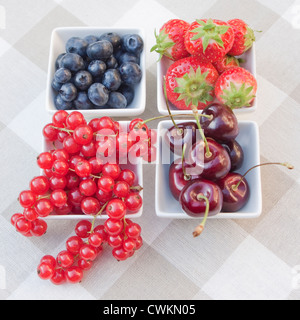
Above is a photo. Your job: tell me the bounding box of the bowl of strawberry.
[46,27,146,117]
[152,18,257,115]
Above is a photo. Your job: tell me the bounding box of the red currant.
[78,259,93,271]
[108,234,124,248]
[75,220,92,239]
[93,225,108,243]
[66,111,86,130]
[19,190,37,208]
[88,232,103,247]
[113,181,130,198]
[106,199,127,220]
[52,110,68,128]
[98,176,115,193]
[65,266,84,284]
[88,157,104,174]
[49,176,67,191]
[95,188,113,205]
[66,236,84,254]
[81,197,101,215]
[15,216,32,234]
[69,155,84,170]
[52,159,69,177]
[112,247,129,261]
[11,213,23,226]
[81,141,97,158]
[50,189,67,207]
[125,193,143,213]
[104,218,123,236]
[37,262,55,280]
[79,244,98,261]
[35,198,54,217]
[73,124,94,145]
[23,208,38,221]
[79,179,97,197]
[65,172,80,189]
[30,219,48,237]
[40,255,56,268]
[37,152,53,170]
[43,123,58,141]
[123,238,137,252]
[118,169,136,186]
[52,149,70,162]
[102,163,121,180]
[75,160,92,178]
[30,176,50,195]
[135,236,143,250]
[125,223,141,239]
[51,269,66,285]
[63,136,81,154]
[56,250,74,268]
[68,187,84,207]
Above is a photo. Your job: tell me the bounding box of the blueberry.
[66,37,89,57]
[74,91,95,110]
[84,35,99,45]
[88,83,109,107]
[86,40,113,60]
[87,60,106,78]
[55,94,73,110]
[121,34,144,55]
[59,53,85,73]
[55,53,65,70]
[99,32,122,52]
[118,52,140,65]
[59,83,77,102]
[102,69,122,91]
[119,62,142,85]
[54,68,72,84]
[118,84,135,106]
[106,56,118,69]
[107,92,127,109]
[52,79,63,92]
[74,70,93,91]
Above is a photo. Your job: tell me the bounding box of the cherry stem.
[182,143,191,181]
[193,194,210,238]
[191,106,212,158]
[90,201,109,233]
[232,162,294,191]
[142,113,210,125]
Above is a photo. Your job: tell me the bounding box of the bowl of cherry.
[46,27,146,118]
[155,103,262,227]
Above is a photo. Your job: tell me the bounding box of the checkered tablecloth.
[0,0,299,301]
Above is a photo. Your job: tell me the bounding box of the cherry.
[179,179,223,218]
[169,161,201,201]
[188,138,231,181]
[222,140,244,172]
[217,172,250,212]
[200,103,239,142]
[165,122,198,156]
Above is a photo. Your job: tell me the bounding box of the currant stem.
[193,194,210,237]
[191,106,212,158]
[90,201,109,233]
[232,162,294,191]
[51,126,73,134]
[130,185,144,192]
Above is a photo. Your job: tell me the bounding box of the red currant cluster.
[10,110,152,284]
[37,218,143,285]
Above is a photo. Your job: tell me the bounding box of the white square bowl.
[155,120,262,219]
[157,43,257,115]
[46,27,146,119]
[42,121,143,220]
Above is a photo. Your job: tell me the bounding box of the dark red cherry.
[169,161,201,201]
[200,103,239,142]
[188,138,231,181]
[216,172,250,212]
[179,179,223,218]
[222,140,244,171]
[165,122,198,155]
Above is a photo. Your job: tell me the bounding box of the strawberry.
[213,55,240,74]
[165,56,219,110]
[151,19,190,61]
[214,67,257,109]
[227,19,255,56]
[184,19,234,63]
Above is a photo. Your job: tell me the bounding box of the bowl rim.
[155,119,262,219]
[42,120,144,220]
[156,43,257,116]
[45,26,146,118]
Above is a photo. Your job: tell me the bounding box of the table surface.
[0,0,299,301]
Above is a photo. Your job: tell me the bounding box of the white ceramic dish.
[42,121,143,220]
[46,27,146,119]
[157,43,257,115]
[155,120,262,219]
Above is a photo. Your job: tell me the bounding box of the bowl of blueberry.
[46,27,146,117]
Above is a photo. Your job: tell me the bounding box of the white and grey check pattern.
[0,0,299,300]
